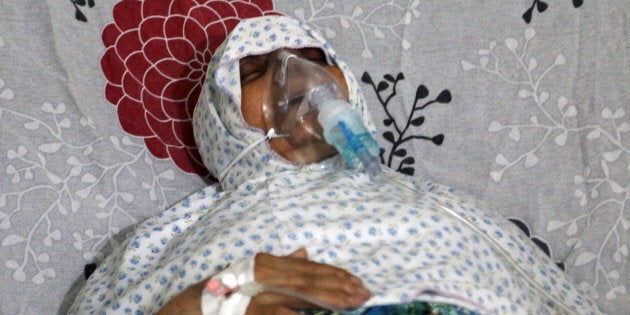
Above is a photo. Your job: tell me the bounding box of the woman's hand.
[246,248,371,314]
[157,279,206,315]
[157,248,370,314]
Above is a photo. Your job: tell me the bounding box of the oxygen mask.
[266,50,345,146]
[265,49,381,175]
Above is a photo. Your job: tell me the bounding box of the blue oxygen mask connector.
[311,84,381,177]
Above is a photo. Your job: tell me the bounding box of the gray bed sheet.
[0,0,627,313]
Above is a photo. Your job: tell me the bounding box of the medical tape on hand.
[201,256,261,315]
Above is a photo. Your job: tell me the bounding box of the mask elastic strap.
[218,128,285,184]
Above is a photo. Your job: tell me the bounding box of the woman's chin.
[270,137,338,164]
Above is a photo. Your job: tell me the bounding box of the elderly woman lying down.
[69,15,601,315]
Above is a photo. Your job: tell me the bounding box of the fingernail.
[360,286,371,296]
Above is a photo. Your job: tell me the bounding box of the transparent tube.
[267,50,381,174]
[312,84,381,176]
[381,173,578,314]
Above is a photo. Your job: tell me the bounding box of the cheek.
[327,67,349,97]
[240,81,268,131]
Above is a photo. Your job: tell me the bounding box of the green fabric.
[302,301,479,315]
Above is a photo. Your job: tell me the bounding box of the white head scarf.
[193,15,375,190]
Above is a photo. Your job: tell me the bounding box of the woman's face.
[239,48,349,164]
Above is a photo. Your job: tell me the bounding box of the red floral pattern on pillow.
[101,0,278,178]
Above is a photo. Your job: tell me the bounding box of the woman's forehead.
[239,48,326,64]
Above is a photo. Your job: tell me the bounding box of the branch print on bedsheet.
[69,0,95,22]
[292,0,420,59]
[101,0,277,179]
[509,218,565,271]
[462,28,628,303]
[361,72,451,176]
[0,101,180,284]
[522,0,584,24]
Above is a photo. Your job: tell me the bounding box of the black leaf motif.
[523,7,534,23]
[410,116,425,126]
[75,8,88,22]
[84,263,97,280]
[399,167,414,176]
[508,218,566,271]
[533,238,551,256]
[401,156,415,165]
[557,261,566,271]
[432,134,445,145]
[70,0,95,22]
[377,81,389,92]
[416,85,429,100]
[384,74,396,82]
[361,72,373,84]
[393,149,407,157]
[509,218,530,235]
[436,90,452,103]
[383,131,395,143]
[522,0,584,24]
[362,71,453,176]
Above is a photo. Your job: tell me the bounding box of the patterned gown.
[69,16,600,314]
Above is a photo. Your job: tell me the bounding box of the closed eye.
[240,56,268,85]
[296,48,327,64]
[240,68,263,85]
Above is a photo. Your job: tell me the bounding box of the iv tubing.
[383,174,574,314]
[436,204,572,313]
[219,128,286,184]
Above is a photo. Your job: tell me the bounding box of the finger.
[259,253,363,285]
[297,262,363,286]
[249,292,318,312]
[253,252,371,308]
[271,306,300,315]
[266,260,366,289]
[256,267,371,309]
[268,283,370,310]
[287,248,308,259]
[297,286,367,310]
[280,268,368,292]
[252,305,300,315]
[251,289,367,312]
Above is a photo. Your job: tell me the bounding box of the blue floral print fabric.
[68,171,600,314]
[68,16,600,315]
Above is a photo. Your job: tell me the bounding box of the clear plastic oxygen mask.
[266,50,381,176]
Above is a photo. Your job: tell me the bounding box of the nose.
[269,49,300,86]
